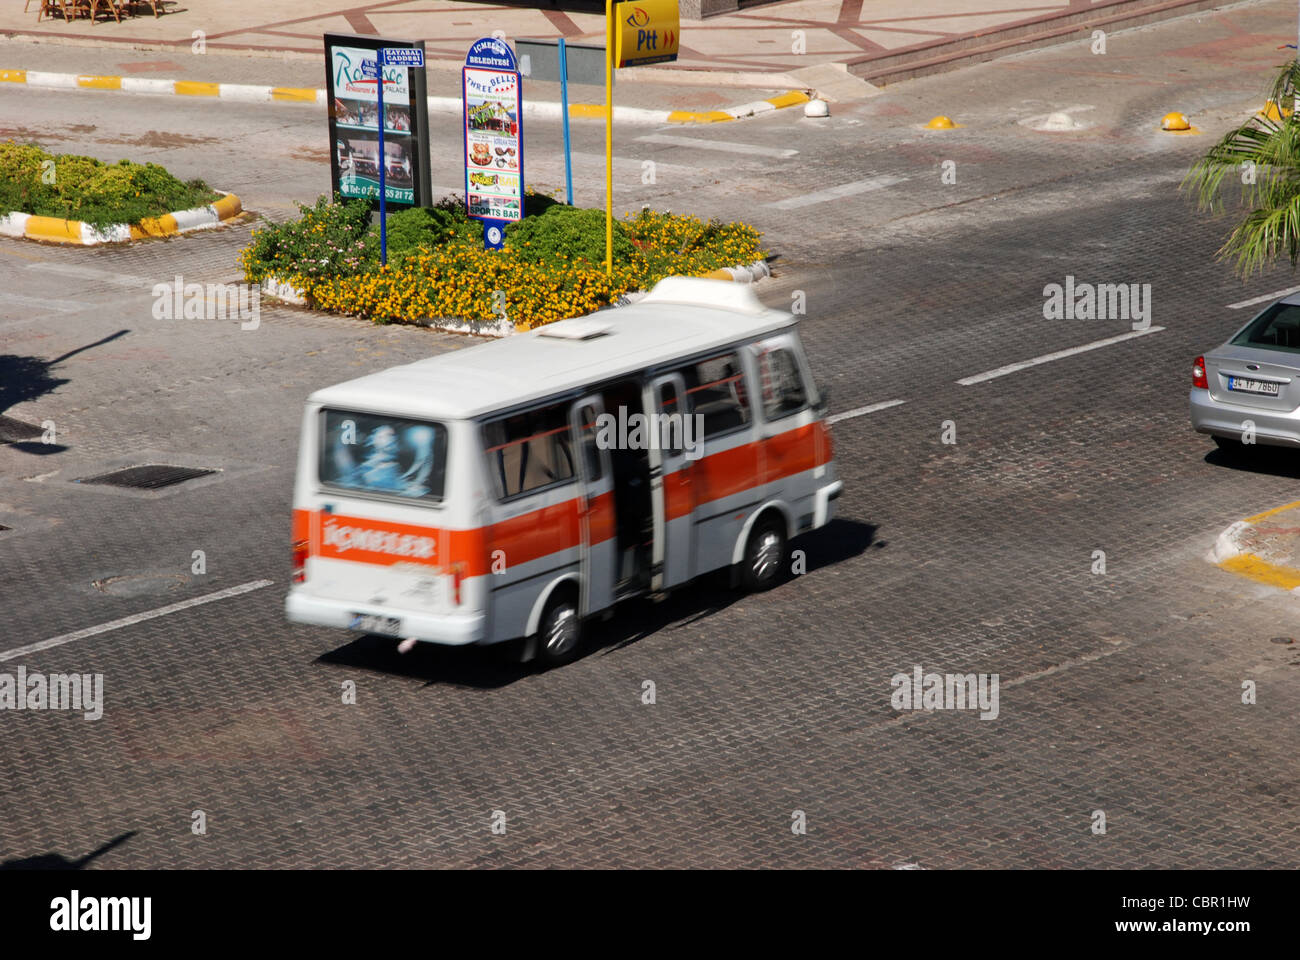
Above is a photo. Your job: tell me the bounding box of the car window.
[482,402,576,500]
[758,346,808,420]
[1232,302,1300,353]
[320,410,448,501]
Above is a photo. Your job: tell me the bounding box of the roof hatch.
[537,317,614,340]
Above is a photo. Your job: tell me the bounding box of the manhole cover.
[0,415,43,444]
[92,573,189,597]
[75,465,217,490]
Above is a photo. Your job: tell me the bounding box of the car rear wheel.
[741,515,788,593]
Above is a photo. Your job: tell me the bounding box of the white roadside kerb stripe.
[828,399,906,424]
[957,326,1165,386]
[1226,285,1300,310]
[0,579,274,663]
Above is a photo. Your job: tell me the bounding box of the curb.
[0,192,241,245]
[260,258,771,336]
[0,69,808,125]
[1208,500,1300,594]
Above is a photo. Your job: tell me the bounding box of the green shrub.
[504,204,637,267]
[0,141,219,230]
[240,194,377,282]
[371,205,479,257]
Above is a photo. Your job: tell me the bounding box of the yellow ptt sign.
[614,0,679,68]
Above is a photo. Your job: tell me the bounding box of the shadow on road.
[316,518,881,688]
[0,330,129,454]
[0,831,137,871]
[1205,444,1300,480]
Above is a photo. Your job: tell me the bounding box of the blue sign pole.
[558,38,573,206]
[376,60,387,267]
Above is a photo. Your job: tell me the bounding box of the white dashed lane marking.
[0,579,275,663]
[636,133,799,158]
[1226,286,1300,310]
[766,175,907,210]
[957,326,1165,386]
[827,399,906,424]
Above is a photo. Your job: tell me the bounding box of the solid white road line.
[1226,285,1300,310]
[766,175,907,210]
[635,133,799,158]
[0,579,275,663]
[827,399,906,424]
[957,326,1166,386]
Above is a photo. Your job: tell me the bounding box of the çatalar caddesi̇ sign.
[462,37,523,249]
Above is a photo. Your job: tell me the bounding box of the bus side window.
[678,352,751,438]
[758,346,808,421]
[482,402,576,500]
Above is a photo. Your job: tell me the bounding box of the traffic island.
[1208,500,1300,594]
[242,194,771,335]
[0,141,238,244]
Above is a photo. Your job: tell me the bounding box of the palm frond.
[1183,59,1300,276]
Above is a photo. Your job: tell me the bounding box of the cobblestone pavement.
[1,6,1298,869]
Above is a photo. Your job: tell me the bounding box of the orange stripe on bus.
[297,424,828,571]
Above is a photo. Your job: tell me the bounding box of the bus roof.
[308,277,796,420]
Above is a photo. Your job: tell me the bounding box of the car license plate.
[349,613,402,636]
[1228,377,1281,396]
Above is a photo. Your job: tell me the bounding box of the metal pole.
[377,57,388,267]
[559,38,574,207]
[605,0,614,276]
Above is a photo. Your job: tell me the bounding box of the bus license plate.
[350,613,402,636]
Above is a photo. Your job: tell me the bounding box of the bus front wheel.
[740,515,788,593]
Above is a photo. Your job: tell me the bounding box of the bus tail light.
[292,539,308,583]
[451,562,467,606]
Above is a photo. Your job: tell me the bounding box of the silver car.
[1190,294,1300,450]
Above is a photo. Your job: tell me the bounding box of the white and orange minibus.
[285,277,841,665]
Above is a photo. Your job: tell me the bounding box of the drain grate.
[0,415,43,445]
[75,464,218,490]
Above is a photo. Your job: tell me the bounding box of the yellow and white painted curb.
[1208,500,1300,593]
[0,192,242,245]
[0,69,320,104]
[0,68,809,125]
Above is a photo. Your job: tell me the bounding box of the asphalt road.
[1,3,1298,868]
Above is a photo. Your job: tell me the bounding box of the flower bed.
[0,141,221,231]
[238,194,766,331]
